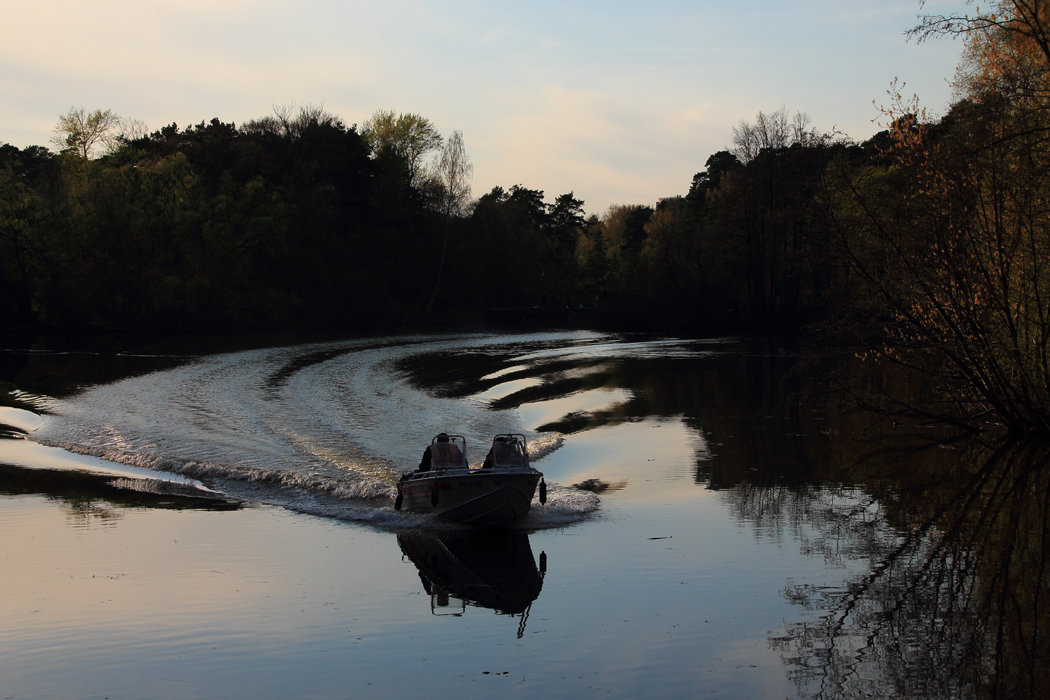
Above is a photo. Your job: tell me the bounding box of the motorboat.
[394,433,546,526]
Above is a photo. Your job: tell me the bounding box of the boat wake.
[14,333,617,529]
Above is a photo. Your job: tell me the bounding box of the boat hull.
[398,470,541,526]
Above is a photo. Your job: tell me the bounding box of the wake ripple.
[27,333,607,528]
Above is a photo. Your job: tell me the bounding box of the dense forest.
[0,103,881,336]
[4,1,1050,435]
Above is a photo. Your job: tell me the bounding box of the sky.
[3,1,966,216]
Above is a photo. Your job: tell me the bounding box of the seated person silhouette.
[420,433,463,471]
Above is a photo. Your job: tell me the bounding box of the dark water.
[1,332,1047,698]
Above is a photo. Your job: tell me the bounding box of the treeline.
[0,109,474,331]
[0,107,614,331]
[0,105,877,335]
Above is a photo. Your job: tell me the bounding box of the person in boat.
[417,446,431,472]
[417,434,440,472]
[431,433,464,468]
[480,435,507,469]
[418,432,460,472]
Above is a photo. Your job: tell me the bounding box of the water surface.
[1,332,1045,697]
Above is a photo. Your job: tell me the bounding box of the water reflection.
[0,460,241,527]
[760,440,1050,698]
[397,529,546,637]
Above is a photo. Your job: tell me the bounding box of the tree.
[433,129,473,217]
[361,110,442,189]
[0,145,55,322]
[548,191,586,234]
[576,214,609,304]
[469,185,554,308]
[52,107,121,159]
[686,150,741,209]
[731,108,824,163]
[732,107,792,163]
[244,103,346,143]
[598,204,654,306]
[425,130,474,312]
[642,198,696,308]
[827,3,1050,434]
[911,1,1050,109]
[542,192,586,305]
[910,1,1050,61]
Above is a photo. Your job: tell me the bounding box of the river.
[1,331,1046,698]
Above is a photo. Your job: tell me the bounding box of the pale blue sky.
[4,1,964,215]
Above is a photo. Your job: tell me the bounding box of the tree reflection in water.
[754,441,1050,698]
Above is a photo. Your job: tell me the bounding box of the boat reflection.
[397,529,546,636]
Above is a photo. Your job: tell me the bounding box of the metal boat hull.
[398,470,541,526]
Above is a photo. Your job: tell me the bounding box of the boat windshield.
[490,435,528,469]
[430,435,468,469]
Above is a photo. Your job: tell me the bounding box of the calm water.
[1,332,1047,698]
